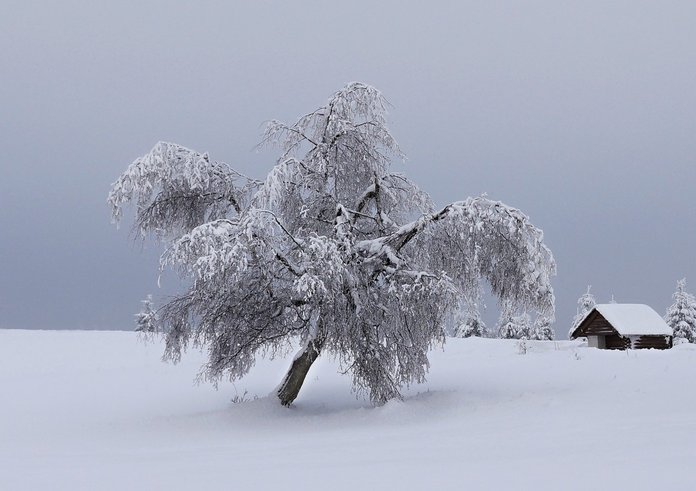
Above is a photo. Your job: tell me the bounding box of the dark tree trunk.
[276,337,324,406]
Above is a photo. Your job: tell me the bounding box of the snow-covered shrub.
[498,311,532,340]
[530,315,555,340]
[454,308,487,338]
[517,338,529,355]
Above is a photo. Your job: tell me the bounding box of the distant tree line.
[453,278,696,344]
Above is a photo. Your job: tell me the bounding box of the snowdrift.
[1,329,695,490]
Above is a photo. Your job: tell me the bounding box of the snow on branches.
[108,142,261,240]
[454,310,487,338]
[569,286,596,338]
[109,82,556,406]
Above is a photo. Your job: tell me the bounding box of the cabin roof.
[579,304,672,337]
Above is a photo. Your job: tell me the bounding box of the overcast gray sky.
[1,0,695,336]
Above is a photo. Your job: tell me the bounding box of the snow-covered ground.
[1,330,694,490]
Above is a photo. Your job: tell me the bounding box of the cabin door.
[588,335,606,349]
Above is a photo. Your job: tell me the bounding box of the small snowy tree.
[454,307,487,338]
[497,311,516,339]
[134,295,158,333]
[498,311,531,340]
[569,286,596,338]
[530,315,554,341]
[109,83,556,406]
[665,279,696,343]
[514,312,532,339]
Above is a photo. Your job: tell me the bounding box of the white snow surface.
[2,329,695,490]
[590,303,673,336]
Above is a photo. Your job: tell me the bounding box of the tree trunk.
[276,337,324,406]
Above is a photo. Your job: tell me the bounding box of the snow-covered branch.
[108,142,261,239]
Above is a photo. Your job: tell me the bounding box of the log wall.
[572,310,673,350]
[631,335,672,350]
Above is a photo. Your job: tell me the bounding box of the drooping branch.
[108,142,261,239]
[355,196,556,317]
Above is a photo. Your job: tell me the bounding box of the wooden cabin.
[569,304,673,350]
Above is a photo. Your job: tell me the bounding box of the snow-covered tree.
[498,311,532,340]
[454,307,487,338]
[109,82,556,406]
[665,279,696,343]
[530,315,554,340]
[569,286,595,338]
[497,311,516,339]
[134,294,158,333]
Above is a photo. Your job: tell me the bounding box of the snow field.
[1,330,694,490]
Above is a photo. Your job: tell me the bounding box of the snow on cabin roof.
[589,304,673,336]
